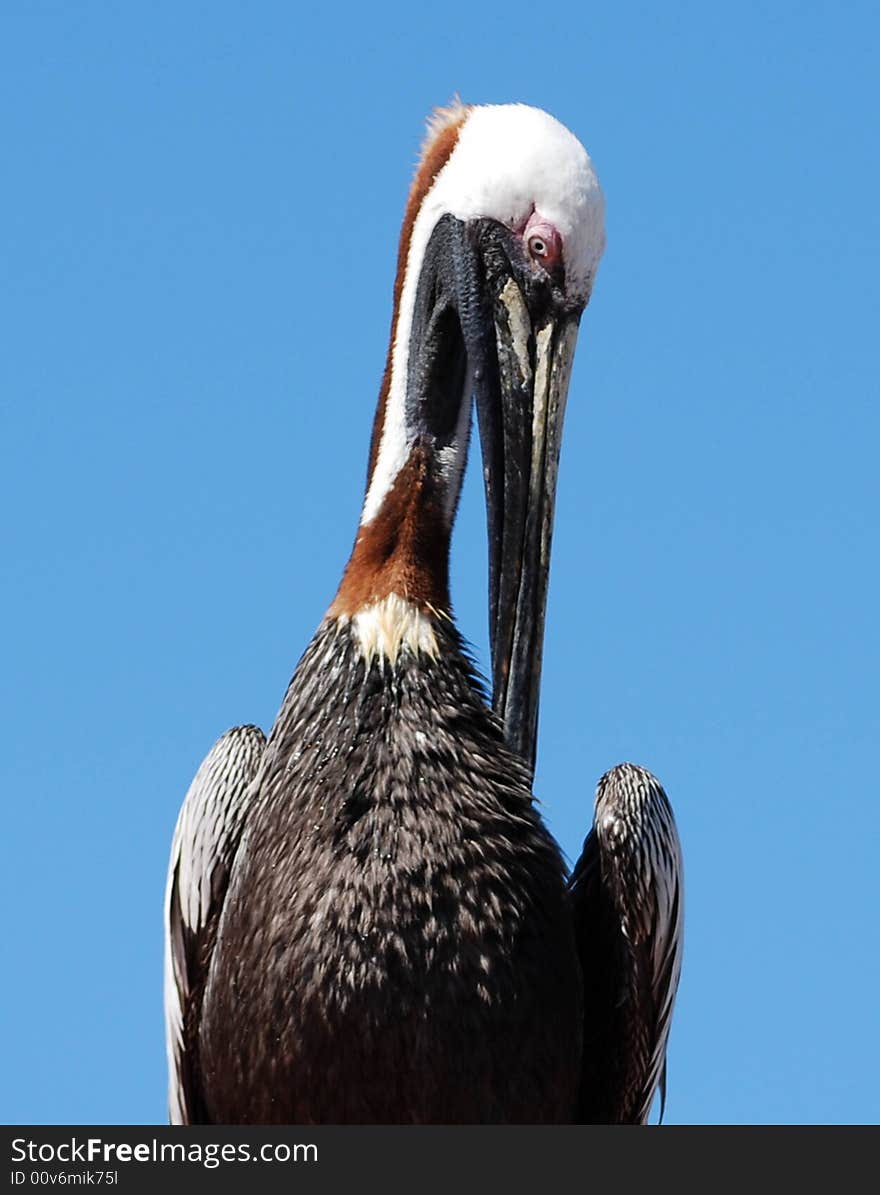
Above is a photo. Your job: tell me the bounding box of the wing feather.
[163,724,266,1124]
[570,763,684,1124]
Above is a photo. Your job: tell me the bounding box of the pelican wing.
[164,724,266,1124]
[570,763,684,1124]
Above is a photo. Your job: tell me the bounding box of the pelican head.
[336,102,605,765]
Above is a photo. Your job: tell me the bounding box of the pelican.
[164,101,683,1124]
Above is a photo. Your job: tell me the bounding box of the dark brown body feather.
[196,618,581,1123]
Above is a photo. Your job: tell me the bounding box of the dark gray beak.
[476,274,581,772]
[414,214,582,772]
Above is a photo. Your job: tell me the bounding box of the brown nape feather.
[330,443,452,616]
[363,104,470,489]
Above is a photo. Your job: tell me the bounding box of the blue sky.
[2,1,877,1125]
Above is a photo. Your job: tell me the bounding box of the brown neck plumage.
[329,443,451,617]
[331,105,470,620]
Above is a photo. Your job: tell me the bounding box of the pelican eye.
[525,225,563,271]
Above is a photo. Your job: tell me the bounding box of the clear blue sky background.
[2,1,877,1125]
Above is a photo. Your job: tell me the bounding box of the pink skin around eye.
[522,209,563,271]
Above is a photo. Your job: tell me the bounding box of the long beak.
[476,277,580,773]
